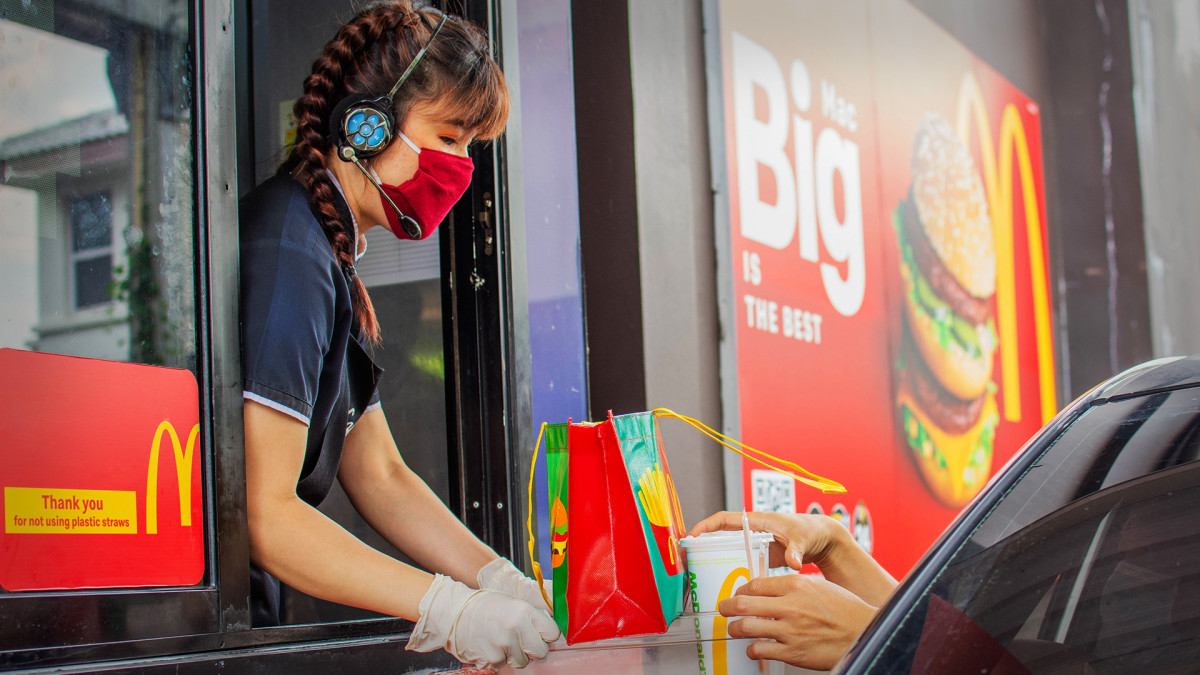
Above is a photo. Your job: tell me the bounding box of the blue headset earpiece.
[330,94,395,159]
[340,96,395,156]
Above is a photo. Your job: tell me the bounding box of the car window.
[864,387,1200,674]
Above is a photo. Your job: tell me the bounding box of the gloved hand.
[477,557,552,612]
[406,574,560,669]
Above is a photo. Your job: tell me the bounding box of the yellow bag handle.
[526,422,554,610]
[652,408,846,494]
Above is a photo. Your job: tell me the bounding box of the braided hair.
[280,0,509,343]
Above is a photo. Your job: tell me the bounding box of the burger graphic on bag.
[893,114,999,508]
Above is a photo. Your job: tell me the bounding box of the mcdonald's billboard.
[714,0,1055,575]
[0,349,204,590]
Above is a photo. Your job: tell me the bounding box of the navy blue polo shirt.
[240,173,382,498]
[239,175,382,625]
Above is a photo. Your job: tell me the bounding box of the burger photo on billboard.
[893,114,999,508]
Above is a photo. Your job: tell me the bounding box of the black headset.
[330,12,448,240]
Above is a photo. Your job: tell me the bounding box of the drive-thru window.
[0,0,529,670]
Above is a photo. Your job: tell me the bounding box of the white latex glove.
[406,574,560,670]
[477,557,552,613]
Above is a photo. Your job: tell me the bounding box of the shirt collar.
[324,169,368,262]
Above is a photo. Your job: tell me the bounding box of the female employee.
[239,1,558,669]
[690,511,899,670]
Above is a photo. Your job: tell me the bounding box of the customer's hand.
[477,557,551,612]
[406,574,560,669]
[720,573,877,671]
[690,511,897,606]
[690,511,844,571]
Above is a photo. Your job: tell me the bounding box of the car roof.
[1088,355,1200,402]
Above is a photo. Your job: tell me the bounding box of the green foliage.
[110,229,163,365]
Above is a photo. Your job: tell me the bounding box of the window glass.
[511,0,589,580]
[70,191,115,308]
[71,191,113,252]
[0,1,202,596]
[867,388,1200,674]
[0,2,194,368]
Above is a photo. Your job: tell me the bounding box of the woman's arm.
[243,400,434,619]
[336,408,498,586]
[246,402,557,667]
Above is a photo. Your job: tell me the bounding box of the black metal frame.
[0,0,224,663]
[0,0,517,670]
[440,0,520,561]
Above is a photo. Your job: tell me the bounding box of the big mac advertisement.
[715,0,1055,575]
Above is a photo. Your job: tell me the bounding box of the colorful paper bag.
[564,412,686,643]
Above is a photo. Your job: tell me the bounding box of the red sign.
[0,349,204,590]
[715,0,1054,575]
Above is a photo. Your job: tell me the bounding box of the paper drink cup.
[681,531,773,675]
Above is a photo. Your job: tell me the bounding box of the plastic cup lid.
[680,530,773,551]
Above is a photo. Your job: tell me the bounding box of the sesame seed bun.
[911,115,996,299]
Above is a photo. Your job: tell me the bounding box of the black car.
[838,356,1200,674]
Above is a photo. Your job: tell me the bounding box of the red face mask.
[376,131,474,240]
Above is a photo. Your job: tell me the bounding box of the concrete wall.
[572,0,724,527]
[1129,0,1200,358]
[1042,0,1154,397]
[629,0,725,526]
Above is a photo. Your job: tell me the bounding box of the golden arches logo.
[712,566,751,675]
[955,73,1056,425]
[146,420,199,534]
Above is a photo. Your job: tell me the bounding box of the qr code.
[751,470,795,513]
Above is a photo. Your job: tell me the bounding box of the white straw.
[742,511,755,578]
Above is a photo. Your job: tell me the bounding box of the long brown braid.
[279,0,509,344]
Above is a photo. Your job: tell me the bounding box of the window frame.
[0,0,518,667]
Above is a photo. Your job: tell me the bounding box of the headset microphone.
[339,145,423,239]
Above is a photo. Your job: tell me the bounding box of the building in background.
[0,3,194,367]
